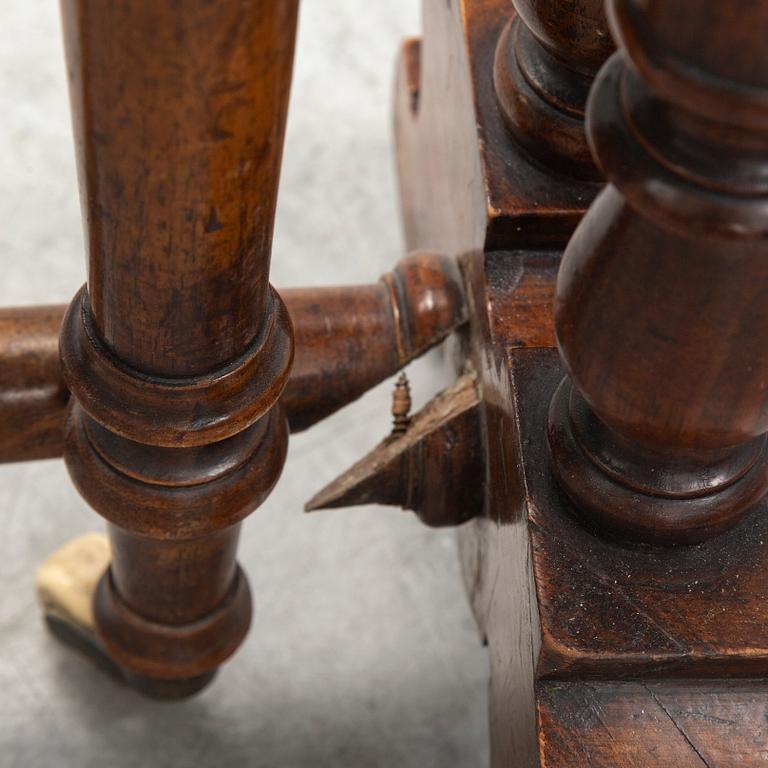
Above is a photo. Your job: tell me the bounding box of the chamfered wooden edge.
[305,370,484,527]
[516,348,768,680]
[394,0,600,258]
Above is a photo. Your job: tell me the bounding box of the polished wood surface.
[548,0,768,544]
[494,0,612,179]
[61,1,296,378]
[524,351,768,681]
[395,0,601,255]
[0,306,68,462]
[3,0,768,760]
[285,251,467,431]
[0,250,465,459]
[57,0,298,693]
[395,0,768,764]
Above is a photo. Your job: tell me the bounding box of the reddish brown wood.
[548,0,768,545]
[58,0,298,694]
[538,681,768,767]
[395,0,601,255]
[63,3,294,379]
[305,372,483,528]
[519,352,768,682]
[4,0,767,759]
[494,1,612,179]
[395,1,768,764]
[0,250,464,459]
[453,263,768,767]
[0,306,68,462]
[284,251,466,431]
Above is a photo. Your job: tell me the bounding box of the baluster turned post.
[58,0,297,694]
[548,0,768,544]
[494,0,613,179]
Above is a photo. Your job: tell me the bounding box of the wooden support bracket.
[306,371,484,528]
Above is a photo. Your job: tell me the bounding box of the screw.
[391,372,412,435]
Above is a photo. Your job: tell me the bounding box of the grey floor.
[0,2,489,767]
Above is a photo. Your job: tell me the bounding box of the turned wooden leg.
[395,0,768,765]
[55,0,298,695]
[493,0,612,180]
[547,0,768,545]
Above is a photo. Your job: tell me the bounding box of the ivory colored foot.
[36,533,215,698]
[37,532,110,636]
[36,532,125,681]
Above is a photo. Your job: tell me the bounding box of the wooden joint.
[281,250,468,432]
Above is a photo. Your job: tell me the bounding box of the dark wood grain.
[393,2,594,763]
[3,0,766,757]
[62,1,296,378]
[538,680,768,767]
[395,0,601,256]
[57,0,298,694]
[395,1,768,765]
[456,267,768,767]
[0,250,465,458]
[285,251,467,431]
[514,350,768,681]
[494,0,612,179]
[305,372,483,528]
[547,0,768,544]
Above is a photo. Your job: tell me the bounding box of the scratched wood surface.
[538,681,768,767]
[57,0,299,694]
[1,2,491,763]
[394,1,596,765]
[395,0,600,258]
[503,349,768,681]
[396,2,768,765]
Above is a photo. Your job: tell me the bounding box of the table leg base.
[36,533,217,700]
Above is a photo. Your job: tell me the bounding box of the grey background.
[0,2,489,767]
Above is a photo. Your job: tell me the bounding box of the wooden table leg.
[56,0,298,696]
[548,0,768,545]
[395,0,768,765]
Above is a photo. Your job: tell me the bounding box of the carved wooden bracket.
[306,371,484,527]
